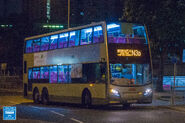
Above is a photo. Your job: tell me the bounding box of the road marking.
[30,106,46,110]
[70,118,84,123]
[51,111,65,117]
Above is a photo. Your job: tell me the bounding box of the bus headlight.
[143,88,152,96]
[110,89,120,97]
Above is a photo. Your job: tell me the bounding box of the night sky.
[0,0,22,17]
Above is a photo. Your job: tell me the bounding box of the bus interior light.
[51,35,58,39]
[85,28,92,33]
[94,26,102,31]
[70,32,75,36]
[107,23,120,29]
[60,33,69,38]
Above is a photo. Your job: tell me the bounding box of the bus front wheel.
[82,91,92,108]
[33,88,40,104]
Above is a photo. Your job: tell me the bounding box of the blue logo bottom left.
[3,106,16,120]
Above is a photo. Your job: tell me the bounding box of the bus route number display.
[117,49,141,57]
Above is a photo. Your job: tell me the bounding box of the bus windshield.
[110,64,151,86]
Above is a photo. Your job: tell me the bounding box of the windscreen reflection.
[110,64,151,86]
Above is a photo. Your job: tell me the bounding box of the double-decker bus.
[23,21,153,107]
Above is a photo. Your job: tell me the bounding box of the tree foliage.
[121,0,185,91]
[122,0,185,44]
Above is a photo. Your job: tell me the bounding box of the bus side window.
[33,67,40,80]
[33,39,41,52]
[40,66,49,80]
[69,30,80,47]
[50,35,58,50]
[80,28,93,45]
[58,32,69,48]
[25,40,33,53]
[50,66,57,83]
[41,36,50,51]
[93,26,104,44]
[58,65,69,83]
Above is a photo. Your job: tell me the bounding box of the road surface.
[0,96,185,123]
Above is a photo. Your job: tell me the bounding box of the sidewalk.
[153,91,185,112]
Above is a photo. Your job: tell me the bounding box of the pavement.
[152,90,185,112]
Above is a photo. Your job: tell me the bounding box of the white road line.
[30,106,45,110]
[30,106,84,122]
[70,118,84,123]
[51,111,65,117]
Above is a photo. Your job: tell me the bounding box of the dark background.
[0,0,185,91]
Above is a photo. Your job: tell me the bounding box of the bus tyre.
[82,91,92,108]
[41,89,49,105]
[33,89,40,104]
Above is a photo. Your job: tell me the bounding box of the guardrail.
[0,76,21,82]
[0,83,22,89]
[0,76,22,90]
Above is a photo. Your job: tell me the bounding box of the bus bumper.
[108,93,153,104]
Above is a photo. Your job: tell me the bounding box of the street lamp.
[68,0,70,28]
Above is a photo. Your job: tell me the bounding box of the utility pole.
[171,57,177,105]
[68,0,70,28]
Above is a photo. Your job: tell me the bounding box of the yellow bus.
[23,21,153,107]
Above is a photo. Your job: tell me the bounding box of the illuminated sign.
[182,49,185,63]
[117,49,141,56]
[43,24,64,29]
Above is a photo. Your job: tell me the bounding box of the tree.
[121,0,185,91]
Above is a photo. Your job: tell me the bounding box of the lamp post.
[171,56,177,105]
[68,0,70,28]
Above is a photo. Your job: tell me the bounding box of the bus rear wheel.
[33,89,40,104]
[82,91,92,108]
[41,89,49,105]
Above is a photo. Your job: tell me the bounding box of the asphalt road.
[0,96,185,123]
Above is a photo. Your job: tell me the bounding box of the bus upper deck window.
[25,40,33,53]
[58,32,68,48]
[33,39,41,52]
[93,26,104,43]
[80,28,93,45]
[50,35,58,50]
[41,36,50,51]
[69,30,80,47]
